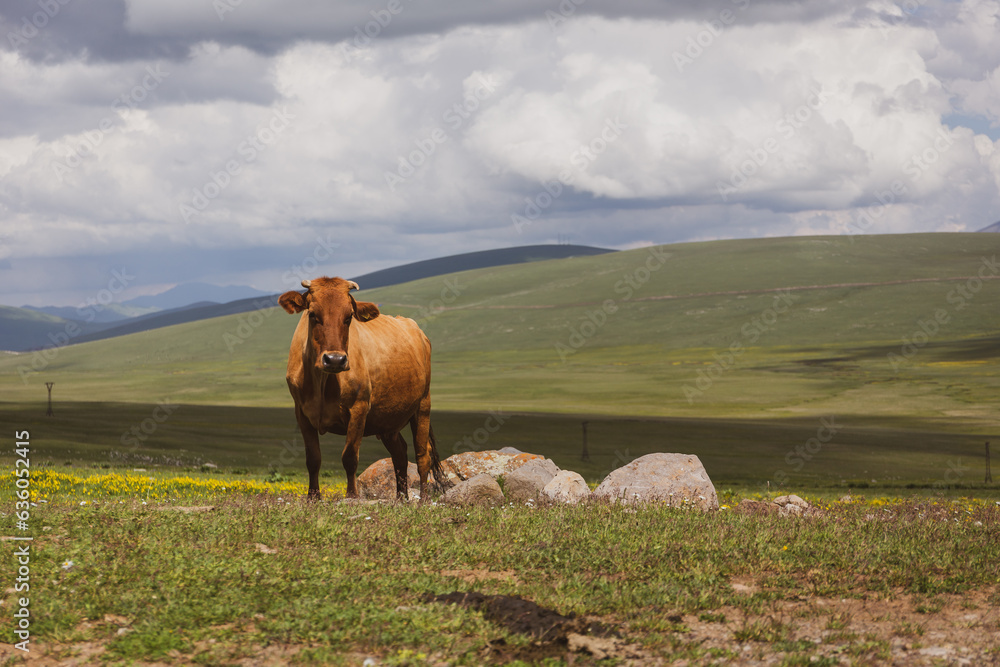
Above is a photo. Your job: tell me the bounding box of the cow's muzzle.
[321,352,349,373]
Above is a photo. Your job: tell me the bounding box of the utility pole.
[580,421,591,462]
[987,442,993,484]
[45,382,54,417]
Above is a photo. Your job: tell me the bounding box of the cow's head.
[278,277,380,374]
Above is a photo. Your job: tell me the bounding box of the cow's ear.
[278,290,307,314]
[353,299,380,322]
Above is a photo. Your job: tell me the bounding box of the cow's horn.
[301,280,312,289]
[347,280,359,291]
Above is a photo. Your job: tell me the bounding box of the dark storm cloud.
[0,0,189,62]
[2,0,871,64]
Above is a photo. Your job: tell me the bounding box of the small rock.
[503,458,560,502]
[773,494,808,508]
[442,474,505,507]
[542,470,591,504]
[254,543,277,554]
[497,447,522,454]
[779,503,803,516]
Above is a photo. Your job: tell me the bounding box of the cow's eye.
[344,314,353,325]
[308,312,320,324]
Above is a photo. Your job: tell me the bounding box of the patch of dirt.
[427,590,647,663]
[437,563,522,585]
[728,576,760,595]
[677,588,1000,666]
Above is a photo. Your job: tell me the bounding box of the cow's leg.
[341,403,369,498]
[295,406,322,500]
[381,431,410,502]
[410,396,434,500]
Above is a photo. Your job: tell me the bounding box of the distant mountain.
[123,282,273,310]
[2,245,614,351]
[977,221,1000,233]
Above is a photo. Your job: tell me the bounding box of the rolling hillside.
[3,233,999,486]
[2,233,997,422]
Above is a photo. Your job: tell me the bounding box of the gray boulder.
[593,453,719,511]
[442,473,505,507]
[542,470,591,504]
[503,458,560,502]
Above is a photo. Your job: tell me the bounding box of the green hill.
[2,233,998,488]
[3,233,999,413]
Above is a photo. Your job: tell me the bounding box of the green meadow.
[2,233,1000,665]
[1,233,999,491]
[2,492,999,665]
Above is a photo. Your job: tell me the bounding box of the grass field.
[0,476,998,665]
[2,233,1000,664]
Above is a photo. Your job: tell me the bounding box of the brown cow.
[278,276,452,500]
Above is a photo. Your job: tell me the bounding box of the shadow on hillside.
[2,401,993,491]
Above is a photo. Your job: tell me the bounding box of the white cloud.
[2,1,1000,305]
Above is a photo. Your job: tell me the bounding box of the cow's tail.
[428,423,454,491]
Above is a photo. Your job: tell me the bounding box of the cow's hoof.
[307,490,322,501]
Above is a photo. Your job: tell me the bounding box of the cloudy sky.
[2,0,1000,307]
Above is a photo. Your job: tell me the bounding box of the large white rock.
[441,450,546,482]
[542,470,591,505]
[593,453,718,511]
[442,473,505,507]
[503,458,560,502]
